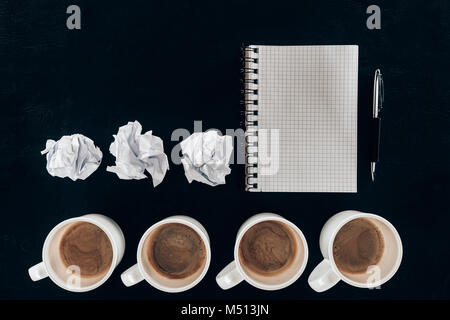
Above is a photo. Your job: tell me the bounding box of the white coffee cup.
[216,213,308,291]
[28,214,125,292]
[308,210,403,292]
[121,215,211,293]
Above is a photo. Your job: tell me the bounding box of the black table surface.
[1,0,449,300]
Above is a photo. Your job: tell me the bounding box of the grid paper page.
[255,45,358,192]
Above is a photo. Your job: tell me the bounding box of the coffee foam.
[238,221,297,276]
[59,222,113,278]
[333,218,385,274]
[145,223,206,280]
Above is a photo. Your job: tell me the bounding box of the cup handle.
[308,259,341,292]
[121,264,144,287]
[216,261,244,290]
[28,262,48,281]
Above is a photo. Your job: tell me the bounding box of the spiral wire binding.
[241,46,259,191]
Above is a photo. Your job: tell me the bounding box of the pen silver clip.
[373,69,383,118]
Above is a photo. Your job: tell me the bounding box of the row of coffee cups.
[28,211,402,293]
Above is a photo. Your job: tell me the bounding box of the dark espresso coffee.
[333,218,385,274]
[59,222,113,278]
[238,221,297,276]
[146,223,206,279]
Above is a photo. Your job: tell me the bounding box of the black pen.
[371,69,384,181]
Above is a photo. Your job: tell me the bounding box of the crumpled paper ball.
[41,134,103,181]
[106,120,169,187]
[180,131,233,186]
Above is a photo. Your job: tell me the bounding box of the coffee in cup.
[216,213,308,291]
[308,211,402,292]
[121,216,211,293]
[28,214,125,292]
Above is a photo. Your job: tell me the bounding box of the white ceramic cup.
[216,213,309,291]
[28,214,125,292]
[121,215,211,293]
[308,210,403,292]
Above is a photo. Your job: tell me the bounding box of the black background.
[1,0,449,301]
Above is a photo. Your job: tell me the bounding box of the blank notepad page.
[255,45,358,192]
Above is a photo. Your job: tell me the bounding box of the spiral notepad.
[243,45,358,192]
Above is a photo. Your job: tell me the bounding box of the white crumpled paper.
[41,134,103,181]
[106,121,169,187]
[180,131,233,186]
